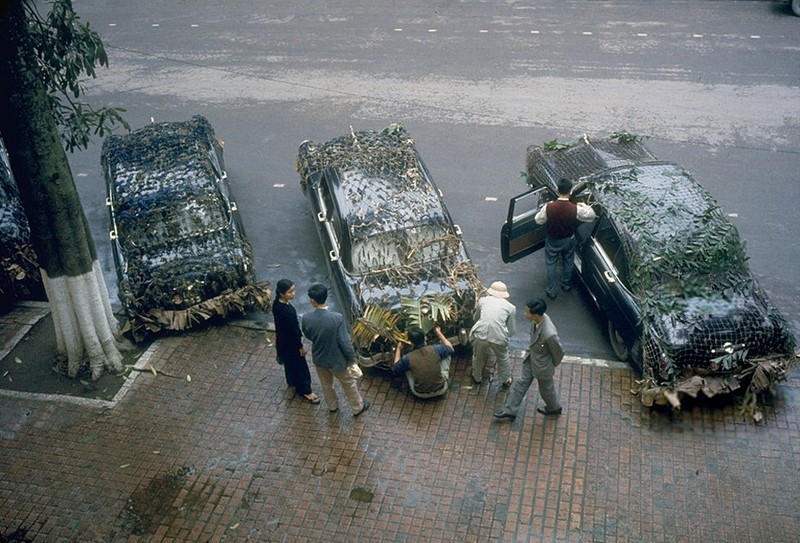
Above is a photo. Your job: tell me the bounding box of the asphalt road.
[66,0,800,357]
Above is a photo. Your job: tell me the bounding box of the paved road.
[67,0,800,356]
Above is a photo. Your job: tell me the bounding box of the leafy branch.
[24,0,129,152]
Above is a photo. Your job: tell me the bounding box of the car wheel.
[607,320,630,362]
[793,0,800,16]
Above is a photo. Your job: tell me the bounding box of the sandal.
[303,393,321,404]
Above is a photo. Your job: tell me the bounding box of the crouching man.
[392,326,453,399]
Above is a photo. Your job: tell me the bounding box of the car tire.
[608,320,630,362]
[793,0,800,16]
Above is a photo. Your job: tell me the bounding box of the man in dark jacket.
[301,284,369,416]
[392,326,453,398]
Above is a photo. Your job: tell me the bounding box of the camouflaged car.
[102,115,270,339]
[297,125,480,366]
[0,137,42,306]
[501,134,795,412]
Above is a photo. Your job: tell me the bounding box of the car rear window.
[349,223,453,274]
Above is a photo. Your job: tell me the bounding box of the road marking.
[513,350,631,370]
[637,33,648,37]
[485,196,498,202]
[530,30,540,34]
[428,28,437,33]
[273,183,285,188]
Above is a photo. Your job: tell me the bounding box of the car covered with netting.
[0,137,42,307]
[102,115,271,340]
[501,133,796,414]
[297,124,481,367]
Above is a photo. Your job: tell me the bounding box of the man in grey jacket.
[300,284,369,416]
[493,297,564,421]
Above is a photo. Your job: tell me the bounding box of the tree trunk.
[0,0,124,379]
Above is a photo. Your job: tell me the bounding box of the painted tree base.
[42,261,124,380]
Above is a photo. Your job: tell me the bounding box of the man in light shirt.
[469,281,516,388]
[534,178,596,300]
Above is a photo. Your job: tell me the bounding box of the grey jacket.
[301,308,357,373]
[529,313,564,379]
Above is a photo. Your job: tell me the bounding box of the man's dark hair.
[526,297,547,316]
[407,327,426,349]
[557,178,573,196]
[308,283,328,304]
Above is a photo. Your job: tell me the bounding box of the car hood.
[648,292,788,371]
[119,229,253,311]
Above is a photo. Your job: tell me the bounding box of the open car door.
[500,186,551,263]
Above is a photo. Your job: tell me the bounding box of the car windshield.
[348,223,455,274]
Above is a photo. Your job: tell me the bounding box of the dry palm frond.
[352,304,406,351]
[122,282,272,341]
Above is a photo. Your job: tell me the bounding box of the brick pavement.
[1,321,798,543]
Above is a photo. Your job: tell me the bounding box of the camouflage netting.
[529,134,796,417]
[103,116,270,340]
[297,125,482,361]
[527,133,656,190]
[0,139,42,304]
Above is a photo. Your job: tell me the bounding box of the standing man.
[469,281,516,388]
[535,178,596,300]
[301,284,370,416]
[392,326,453,399]
[494,298,564,421]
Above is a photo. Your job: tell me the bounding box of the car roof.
[102,115,219,205]
[527,134,657,191]
[303,126,450,240]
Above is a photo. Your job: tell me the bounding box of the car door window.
[501,186,551,263]
[594,219,628,283]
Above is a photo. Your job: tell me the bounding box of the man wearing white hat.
[468,281,517,387]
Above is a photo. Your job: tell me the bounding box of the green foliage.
[400,293,455,334]
[543,138,574,151]
[24,0,129,151]
[609,131,641,143]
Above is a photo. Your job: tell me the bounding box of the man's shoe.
[329,407,339,413]
[471,375,482,385]
[561,285,572,292]
[546,291,557,300]
[353,399,370,417]
[536,406,562,416]
[493,411,516,421]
